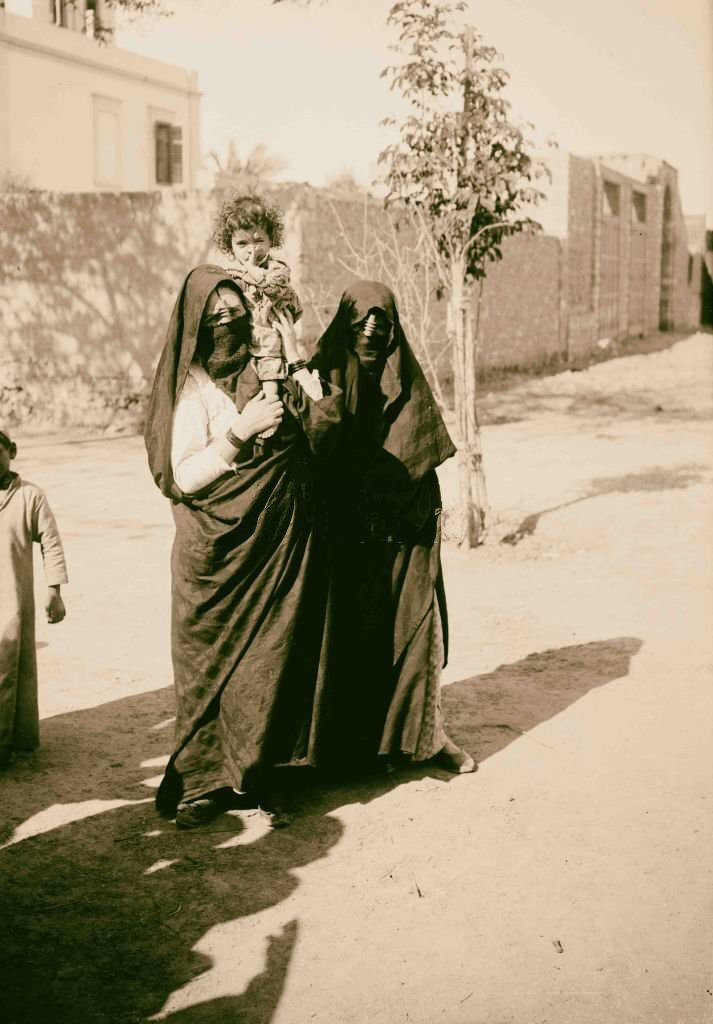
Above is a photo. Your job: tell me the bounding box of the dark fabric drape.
[309,281,456,762]
[309,279,455,481]
[144,265,341,813]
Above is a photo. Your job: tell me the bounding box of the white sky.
[9,0,713,216]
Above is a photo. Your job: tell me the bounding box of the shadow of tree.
[157,921,299,1024]
[0,636,641,1024]
[0,689,432,1024]
[500,464,706,545]
[0,192,219,429]
[0,184,356,432]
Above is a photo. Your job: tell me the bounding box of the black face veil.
[311,280,456,479]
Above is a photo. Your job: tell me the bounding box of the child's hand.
[234,392,284,440]
[264,266,289,288]
[275,312,307,365]
[45,588,66,624]
[233,260,267,283]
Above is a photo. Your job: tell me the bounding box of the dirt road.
[1,334,712,1024]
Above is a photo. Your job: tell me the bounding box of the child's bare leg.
[262,380,279,403]
[257,379,280,439]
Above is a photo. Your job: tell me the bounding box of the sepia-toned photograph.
[1,1,711,1021]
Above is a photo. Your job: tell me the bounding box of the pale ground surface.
[1,334,712,1024]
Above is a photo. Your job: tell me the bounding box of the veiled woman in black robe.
[310,281,476,772]
[144,265,341,827]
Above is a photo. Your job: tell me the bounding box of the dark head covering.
[311,280,455,479]
[144,264,254,500]
[0,426,16,452]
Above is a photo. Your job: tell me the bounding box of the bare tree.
[316,197,450,408]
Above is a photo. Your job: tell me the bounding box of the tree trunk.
[450,263,489,547]
[464,281,489,541]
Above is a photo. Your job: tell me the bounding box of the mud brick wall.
[0,165,699,430]
[477,234,563,370]
[289,191,430,345]
[661,167,695,331]
[567,155,597,315]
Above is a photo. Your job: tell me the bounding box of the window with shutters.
[170,125,183,184]
[154,122,183,185]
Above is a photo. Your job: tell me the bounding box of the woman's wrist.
[227,411,251,445]
[226,424,246,448]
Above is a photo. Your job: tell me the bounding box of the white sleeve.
[293,367,324,401]
[171,376,235,494]
[31,489,69,586]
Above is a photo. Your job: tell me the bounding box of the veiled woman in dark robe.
[310,280,476,773]
[144,265,341,827]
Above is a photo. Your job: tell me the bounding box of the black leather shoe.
[175,796,224,829]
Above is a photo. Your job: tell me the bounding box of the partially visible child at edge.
[212,194,304,438]
[0,428,67,766]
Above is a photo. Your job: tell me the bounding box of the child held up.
[213,194,304,439]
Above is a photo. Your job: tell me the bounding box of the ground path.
[1,334,711,1024]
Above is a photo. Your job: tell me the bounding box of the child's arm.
[264,260,303,320]
[274,312,323,400]
[31,490,68,623]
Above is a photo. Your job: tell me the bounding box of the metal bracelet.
[287,360,308,375]
[226,427,245,449]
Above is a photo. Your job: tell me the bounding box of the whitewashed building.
[0,1,201,190]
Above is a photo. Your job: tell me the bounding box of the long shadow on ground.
[500,464,706,545]
[442,637,642,760]
[0,636,641,1024]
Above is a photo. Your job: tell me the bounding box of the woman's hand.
[274,312,307,365]
[45,587,66,624]
[234,392,284,440]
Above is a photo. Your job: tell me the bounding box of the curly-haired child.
[213,194,303,439]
